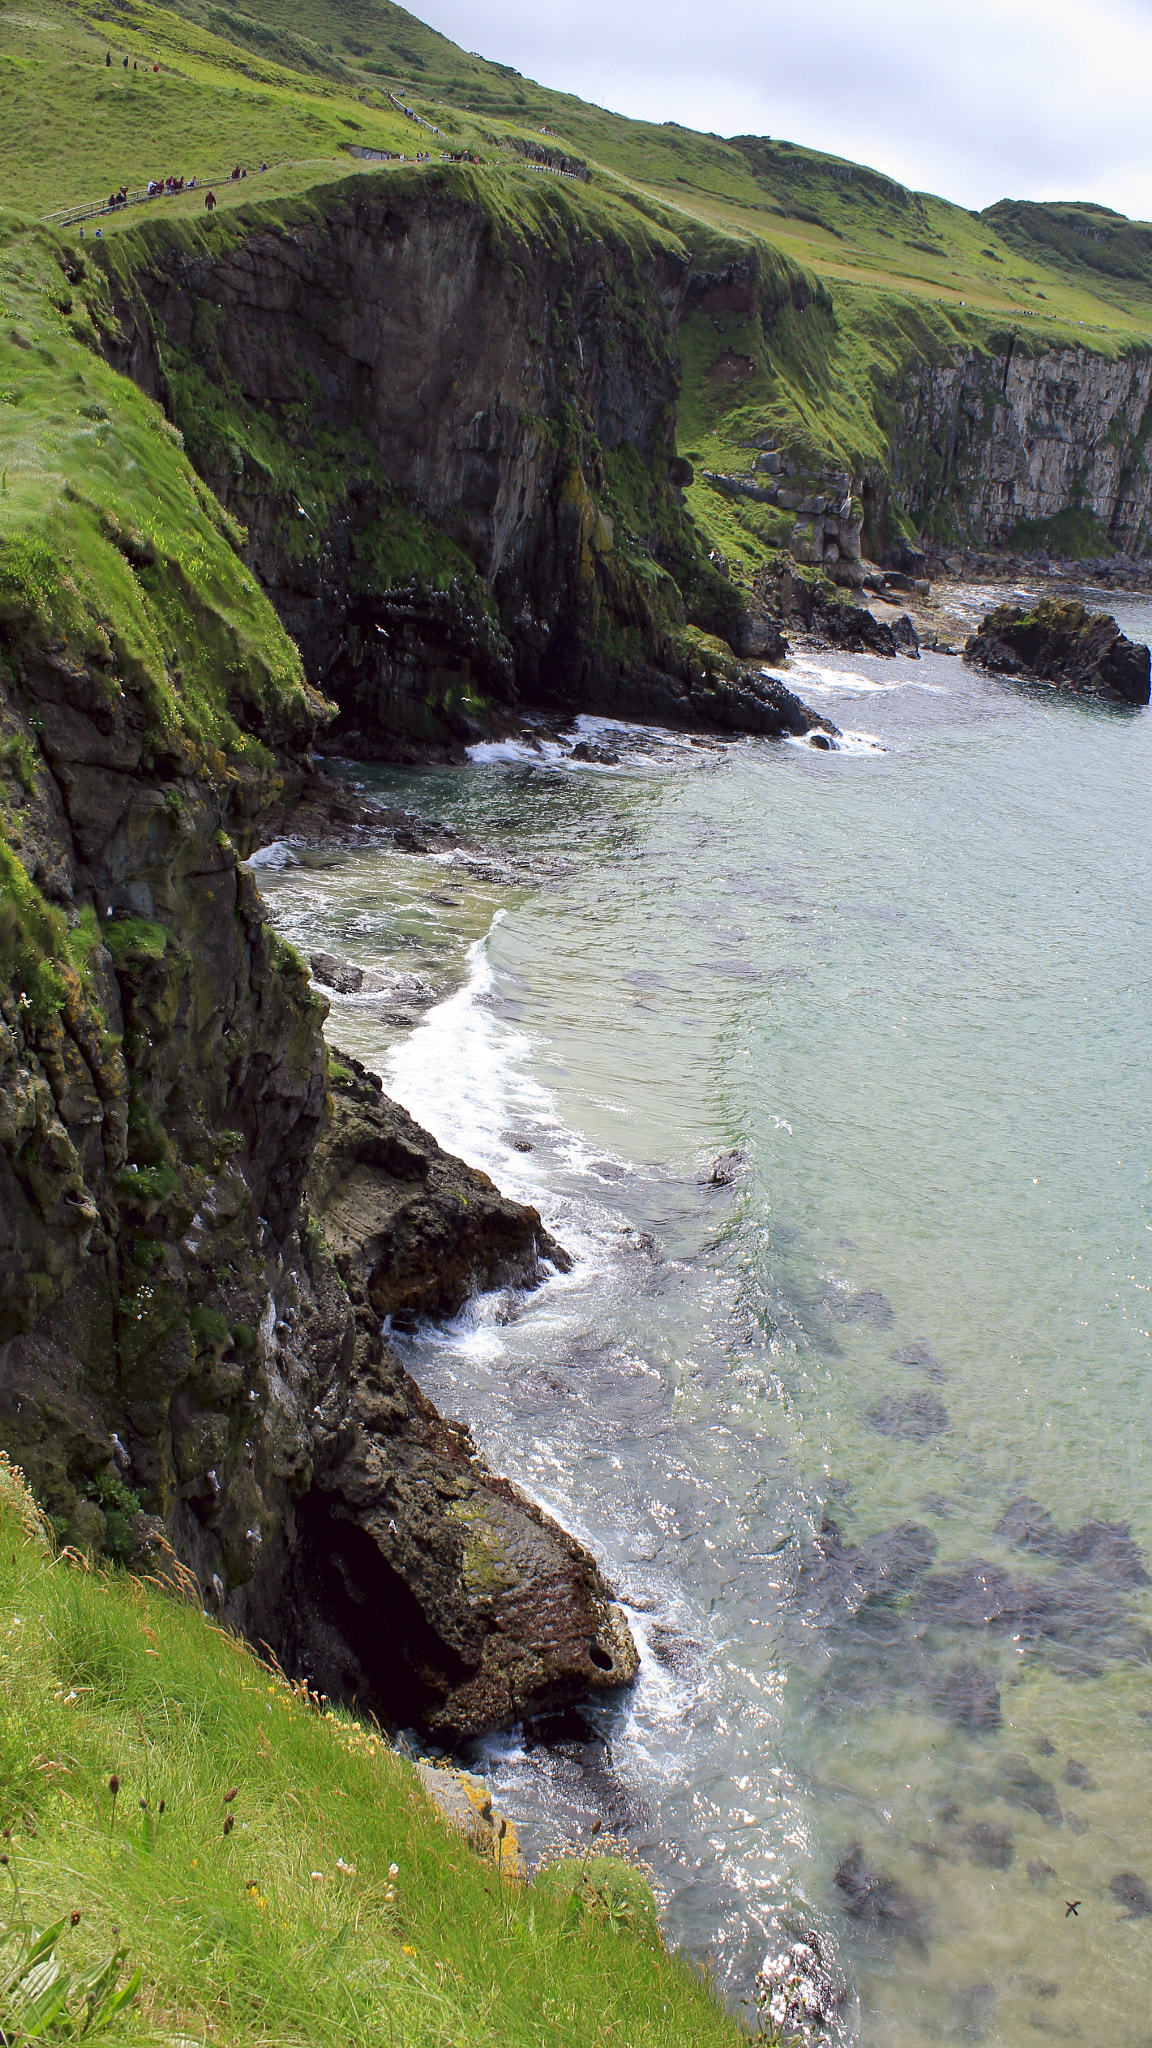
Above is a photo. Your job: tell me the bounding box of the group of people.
[81,157,271,225]
[105,53,160,71]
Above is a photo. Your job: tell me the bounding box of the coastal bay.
[258,595,1152,2043]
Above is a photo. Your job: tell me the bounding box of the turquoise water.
[258,600,1152,2044]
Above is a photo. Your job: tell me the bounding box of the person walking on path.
[204,188,217,211]
[105,50,111,65]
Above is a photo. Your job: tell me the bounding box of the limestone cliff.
[888,340,1152,554]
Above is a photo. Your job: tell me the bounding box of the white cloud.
[412,0,1152,217]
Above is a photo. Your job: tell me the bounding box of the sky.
[411,0,1152,219]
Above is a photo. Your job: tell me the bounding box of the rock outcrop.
[964,599,1151,704]
[271,1056,637,1738]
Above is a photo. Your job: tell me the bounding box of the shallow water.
[258,604,1152,2046]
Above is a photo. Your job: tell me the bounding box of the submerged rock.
[964,599,1151,705]
[1111,1872,1152,1918]
[991,1755,1062,1825]
[823,1286,895,1327]
[834,1845,930,1952]
[949,1984,996,2042]
[866,1392,949,1442]
[893,1342,949,1381]
[964,1823,1014,1869]
[995,1496,1149,1587]
[926,1660,1002,1732]
[794,1515,938,1624]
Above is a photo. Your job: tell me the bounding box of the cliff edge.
[0,220,635,1736]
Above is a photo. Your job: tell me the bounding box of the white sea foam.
[467,713,709,773]
[383,916,628,1281]
[386,914,555,1184]
[782,727,887,757]
[769,661,948,698]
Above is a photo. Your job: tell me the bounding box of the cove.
[257,597,1152,2046]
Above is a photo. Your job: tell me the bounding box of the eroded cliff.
[99,170,824,755]
[0,219,637,1738]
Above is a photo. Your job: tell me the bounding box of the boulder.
[891,613,920,659]
[288,1052,640,1738]
[310,952,363,995]
[731,610,788,662]
[819,602,897,658]
[964,599,1150,705]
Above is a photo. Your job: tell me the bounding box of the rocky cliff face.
[99,175,828,754]
[0,210,639,1734]
[0,631,637,1731]
[888,340,1152,554]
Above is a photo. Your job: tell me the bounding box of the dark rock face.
[890,612,920,658]
[706,1147,747,1186]
[964,598,1151,705]
[0,615,636,1738]
[310,1054,570,1329]
[102,181,826,753]
[818,603,898,658]
[764,563,899,657]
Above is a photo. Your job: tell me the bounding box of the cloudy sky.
[413,0,1152,219]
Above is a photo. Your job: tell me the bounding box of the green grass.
[0,1457,748,2048]
[1009,505,1115,558]
[4,0,1151,342]
[0,211,319,768]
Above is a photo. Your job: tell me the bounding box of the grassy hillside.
[0,1456,746,2048]
[3,0,1150,599]
[4,0,1152,342]
[153,0,1152,339]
